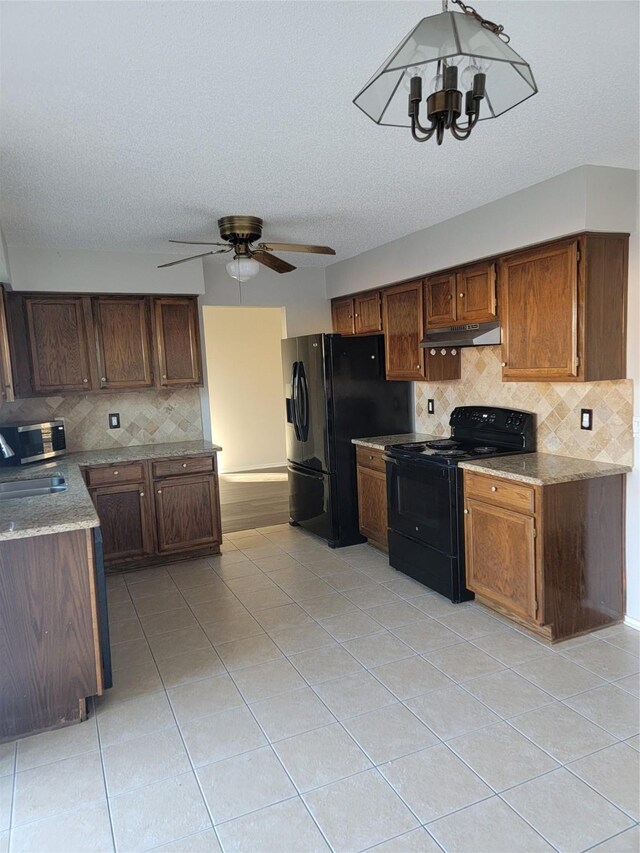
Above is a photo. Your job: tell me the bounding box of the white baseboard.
[222,461,288,473]
[623,615,640,631]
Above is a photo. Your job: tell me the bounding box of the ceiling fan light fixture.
[353,0,537,145]
[226,256,260,282]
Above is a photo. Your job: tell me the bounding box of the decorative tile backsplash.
[0,388,204,451]
[414,346,633,466]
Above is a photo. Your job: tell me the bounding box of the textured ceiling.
[0,1,638,267]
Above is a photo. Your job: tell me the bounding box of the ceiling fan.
[158,216,336,280]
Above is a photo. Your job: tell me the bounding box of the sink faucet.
[0,432,15,459]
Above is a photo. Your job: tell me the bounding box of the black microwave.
[0,419,66,466]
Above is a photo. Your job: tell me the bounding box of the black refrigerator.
[281,333,411,548]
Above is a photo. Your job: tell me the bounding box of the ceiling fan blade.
[257,242,336,255]
[169,240,229,246]
[157,249,230,269]
[252,250,296,274]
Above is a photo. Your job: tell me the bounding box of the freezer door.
[287,463,338,545]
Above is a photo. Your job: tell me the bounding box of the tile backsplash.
[0,388,204,451]
[414,346,633,466]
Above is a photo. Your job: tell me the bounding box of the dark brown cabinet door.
[425,273,456,328]
[90,483,154,566]
[354,292,382,334]
[0,286,14,402]
[94,297,153,389]
[356,465,388,551]
[154,474,221,555]
[153,297,202,386]
[382,280,425,380]
[332,297,355,335]
[457,262,497,324]
[465,498,538,623]
[499,240,579,381]
[25,296,94,392]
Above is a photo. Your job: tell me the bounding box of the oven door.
[386,456,457,556]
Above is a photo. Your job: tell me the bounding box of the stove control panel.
[450,406,536,447]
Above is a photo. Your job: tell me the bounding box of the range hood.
[421,320,501,349]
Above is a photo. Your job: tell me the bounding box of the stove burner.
[472,446,499,454]
[434,449,466,458]
[426,439,459,449]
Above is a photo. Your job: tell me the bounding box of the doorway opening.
[202,305,289,533]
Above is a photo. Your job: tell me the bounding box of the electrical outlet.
[427,399,435,414]
[580,408,592,431]
[109,413,120,429]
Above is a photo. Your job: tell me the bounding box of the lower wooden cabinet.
[356,446,389,552]
[85,454,222,570]
[154,473,221,555]
[463,469,624,641]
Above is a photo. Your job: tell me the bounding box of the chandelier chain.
[449,0,511,42]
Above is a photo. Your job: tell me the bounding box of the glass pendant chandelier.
[353,0,537,145]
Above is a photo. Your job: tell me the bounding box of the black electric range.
[384,406,535,602]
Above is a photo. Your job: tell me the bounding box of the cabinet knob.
[464,508,469,515]
[355,313,359,317]
[101,377,106,383]
[140,492,145,497]
[491,486,498,492]
[113,470,119,476]
[369,455,374,460]
[416,364,421,369]
[440,349,446,356]
[157,489,162,494]
[82,378,88,383]
[162,374,167,379]
[459,293,465,298]
[501,362,507,368]
[182,462,187,468]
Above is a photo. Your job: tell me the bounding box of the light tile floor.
[2,524,639,853]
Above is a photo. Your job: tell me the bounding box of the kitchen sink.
[0,476,67,500]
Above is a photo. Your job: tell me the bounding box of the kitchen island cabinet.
[461,455,629,641]
[0,527,103,741]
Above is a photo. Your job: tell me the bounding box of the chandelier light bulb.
[430,72,444,94]
[226,257,260,283]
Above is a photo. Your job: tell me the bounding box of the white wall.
[198,260,332,442]
[7,246,204,294]
[203,306,286,473]
[326,164,640,625]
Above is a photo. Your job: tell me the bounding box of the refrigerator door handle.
[298,361,310,441]
[291,361,301,441]
[287,464,323,480]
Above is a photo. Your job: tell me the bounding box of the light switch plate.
[427,399,435,414]
[580,408,592,430]
[109,413,121,429]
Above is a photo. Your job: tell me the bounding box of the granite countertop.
[352,433,440,450]
[459,452,632,486]
[0,440,222,542]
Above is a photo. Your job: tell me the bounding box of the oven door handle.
[382,454,397,465]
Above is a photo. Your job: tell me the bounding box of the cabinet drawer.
[356,446,386,474]
[152,455,214,479]
[85,462,145,487]
[464,471,535,514]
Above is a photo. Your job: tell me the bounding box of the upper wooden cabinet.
[153,297,202,386]
[6,292,203,396]
[425,261,497,329]
[331,292,383,336]
[0,286,15,402]
[94,297,153,390]
[383,279,461,381]
[331,297,355,335]
[499,233,628,382]
[382,280,426,381]
[25,296,95,392]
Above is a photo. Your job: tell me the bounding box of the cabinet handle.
[464,508,469,515]
[113,470,119,476]
[182,462,187,468]
[157,489,162,494]
[491,486,497,492]
[82,378,88,383]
